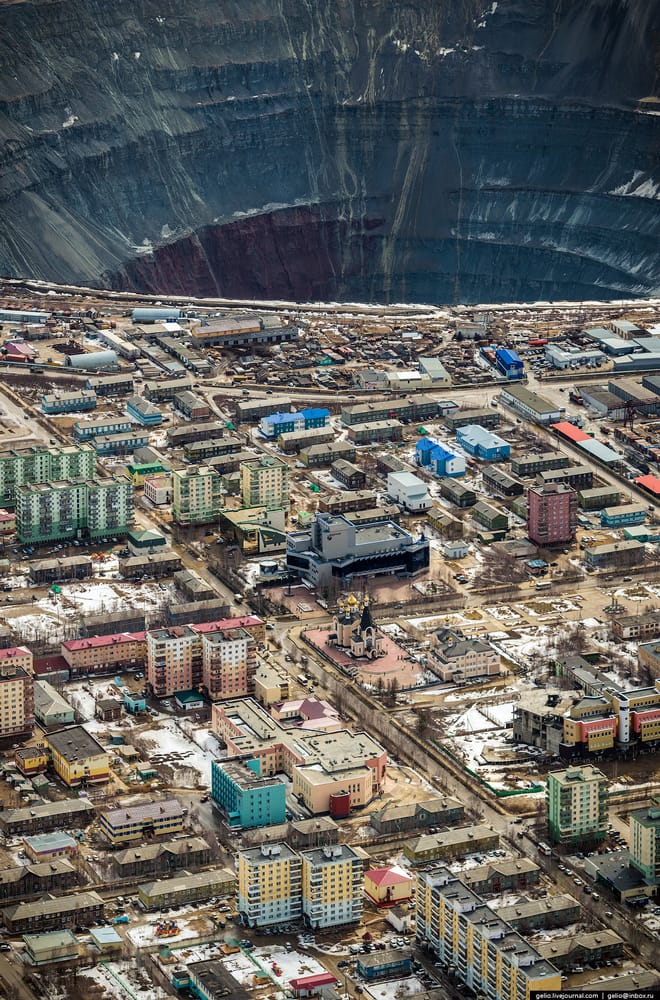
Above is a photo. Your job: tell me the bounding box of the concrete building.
[240,456,289,510]
[418,357,452,385]
[16,477,134,544]
[430,628,500,684]
[33,680,74,728]
[61,631,147,674]
[456,425,510,461]
[527,484,578,547]
[387,472,431,512]
[0,648,34,741]
[415,866,561,999]
[167,598,232,627]
[583,539,646,569]
[190,314,297,348]
[2,890,104,933]
[512,689,576,754]
[629,802,660,887]
[300,844,363,929]
[211,756,287,829]
[73,416,133,440]
[144,474,172,505]
[499,384,563,424]
[22,832,78,863]
[237,843,302,927]
[22,930,79,966]
[172,465,224,525]
[254,662,290,707]
[46,726,110,787]
[416,438,466,477]
[600,503,647,528]
[510,452,568,477]
[138,868,236,910]
[212,698,386,815]
[404,826,499,864]
[364,866,414,907]
[286,511,429,587]
[99,799,184,846]
[259,408,330,438]
[547,766,608,847]
[0,444,95,509]
[201,626,256,701]
[613,611,660,641]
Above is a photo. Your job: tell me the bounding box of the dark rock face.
[0,0,659,304]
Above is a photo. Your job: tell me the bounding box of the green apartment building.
[629,802,660,886]
[240,456,289,510]
[172,466,224,525]
[0,445,95,508]
[547,765,608,847]
[16,478,134,544]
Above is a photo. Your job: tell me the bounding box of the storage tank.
[66,350,119,370]
[259,560,279,577]
[132,307,181,323]
[329,791,351,818]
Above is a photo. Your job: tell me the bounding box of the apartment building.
[2,891,105,934]
[341,394,440,426]
[41,389,97,415]
[113,837,212,879]
[201,627,257,701]
[0,648,34,741]
[61,632,147,675]
[527,484,578,547]
[629,802,660,887]
[510,452,568,477]
[240,456,289,510]
[172,465,224,524]
[546,766,608,847]
[259,407,330,438]
[238,843,303,927]
[16,477,134,544]
[416,867,561,1000]
[211,756,287,829]
[86,373,134,397]
[301,845,363,929]
[126,395,163,426]
[0,859,78,902]
[0,799,95,836]
[146,616,265,698]
[29,555,92,585]
[45,727,110,787]
[404,826,499,864]
[144,474,172,506]
[138,869,236,911]
[73,417,133,441]
[0,444,95,508]
[99,799,184,846]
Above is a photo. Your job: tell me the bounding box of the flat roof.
[46,726,107,763]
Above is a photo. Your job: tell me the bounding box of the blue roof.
[416,438,435,452]
[301,407,330,419]
[262,411,296,425]
[496,348,523,365]
[457,425,508,448]
[430,443,454,459]
[89,926,122,945]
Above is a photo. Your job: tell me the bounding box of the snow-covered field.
[137,719,221,786]
[365,977,426,1000]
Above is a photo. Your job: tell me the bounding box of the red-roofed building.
[0,509,15,535]
[4,341,38,362]
[551,421,591,443]
[61,632,147,675]
[191,616,265,644]
[289,973,338,996]
[364,865,414,906]
[635,474,660,497]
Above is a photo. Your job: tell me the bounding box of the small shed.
[289,973,338,997]
[175,690,204,712]
[89,926,123,952]
[95,698,123,722]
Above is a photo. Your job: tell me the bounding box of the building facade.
[211,757,287,829]
[629,802,660,886]
[0,649,34,741]
[300,845,363,929]
[237,843,302,927]
[46,727,110,787]
[172,466,224,525]
[16,477,134,544]
[527,483,577,547]
[0,445,95,509]
[547,766,608,847]
[99,799,185,845]
[240,456,289,510]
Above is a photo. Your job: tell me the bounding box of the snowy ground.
[137,719,221,786]
[365,977,426,1000]
[77,960,168,1000]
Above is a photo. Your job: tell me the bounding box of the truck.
[113,915,129,925]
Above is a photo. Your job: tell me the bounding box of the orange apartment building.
[561,679,660,757]
[0,647,34,741]
[146,616,265,698]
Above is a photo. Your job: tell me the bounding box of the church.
[328,593,384,660]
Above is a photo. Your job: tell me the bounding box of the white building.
[387,472,431,512]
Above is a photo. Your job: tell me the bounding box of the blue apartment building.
[259,407,330,439]
[495,348,524,380]
[211,756,286,829]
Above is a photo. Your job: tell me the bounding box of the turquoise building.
[211,756,286,829]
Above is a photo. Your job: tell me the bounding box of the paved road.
[0,953,38,1000]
